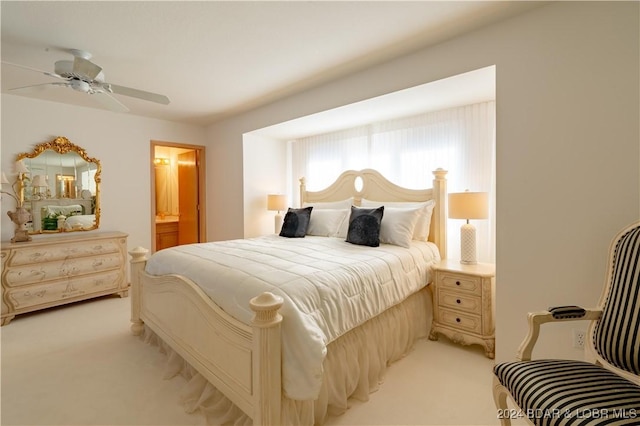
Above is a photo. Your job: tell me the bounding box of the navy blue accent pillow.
[279,207,313,238]
[346,206,384,247]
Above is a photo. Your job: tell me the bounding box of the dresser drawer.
[6,270,123,310]
[4,254,123,287]
[6,240,122,267]
[438,308,482,334]
[439,290,482,315]
[439,273,482,295]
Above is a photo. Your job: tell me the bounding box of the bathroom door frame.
[150,140,206,252]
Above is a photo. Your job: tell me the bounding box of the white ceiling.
[1,1,539,127]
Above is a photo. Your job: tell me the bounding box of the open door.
[178,150,199,245]
[151,141,206,252]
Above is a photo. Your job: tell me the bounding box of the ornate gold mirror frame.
[16,136,101,234]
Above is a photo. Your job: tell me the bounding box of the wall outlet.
[573,329,586,348]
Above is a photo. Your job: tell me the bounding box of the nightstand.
[429,259,495,358]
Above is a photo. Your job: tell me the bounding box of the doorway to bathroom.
[151,141,206,252]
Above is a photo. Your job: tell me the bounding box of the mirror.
[17,136,101,233]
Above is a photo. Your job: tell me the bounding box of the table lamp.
[31,175,48,199]
[14,160,29,205]
[1,163,33,243]
[267,194,287,234]
[448,191,488,264]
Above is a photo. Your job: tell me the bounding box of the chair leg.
[493,376,512,426]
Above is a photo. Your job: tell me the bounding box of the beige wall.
[207,2,640,360]
[0,95,206,250]
[242,133,288,237]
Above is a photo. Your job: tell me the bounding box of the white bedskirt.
[142,287,432,425]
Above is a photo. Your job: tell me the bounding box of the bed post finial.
[129,247,149,336]
[432,169,448,259]
[250,292,284,325]
[299,177,306,208]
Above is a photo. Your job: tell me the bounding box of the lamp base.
[459,222,477,265]
[274,213,283,235]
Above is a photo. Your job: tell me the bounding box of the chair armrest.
[516,307,602,361]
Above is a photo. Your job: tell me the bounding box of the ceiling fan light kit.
[69,79,91,93]
[4,49,170,113]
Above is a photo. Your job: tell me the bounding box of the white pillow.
[379,207,422,248]
[335,211,350,239]
[361,199,435,241]
[302,197,353,210]
[307,209,349,237]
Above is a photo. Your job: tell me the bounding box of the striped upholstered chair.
[493,221,640,426]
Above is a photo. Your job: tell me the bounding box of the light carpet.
[1,295,509,426]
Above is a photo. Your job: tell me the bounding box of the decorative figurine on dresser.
[0,137,129,325]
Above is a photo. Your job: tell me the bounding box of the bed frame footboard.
[129,247,284,425]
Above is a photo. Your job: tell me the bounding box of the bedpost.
[129,246,149,336]
[432,169,448,259]
[299,176,306,207]
[250,292,284,426]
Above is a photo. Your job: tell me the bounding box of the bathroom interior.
[153,145,198,251]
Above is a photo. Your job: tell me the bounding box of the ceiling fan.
[3,49,170,113]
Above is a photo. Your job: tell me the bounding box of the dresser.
[1,231,128,325]
[429,259,495,358]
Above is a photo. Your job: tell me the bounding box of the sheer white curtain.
[289,101,495,263]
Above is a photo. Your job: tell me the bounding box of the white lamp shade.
[1,172,9,185]
[14,160,29,174]
[31,175,47,187]
[448,191,488,220]
[267,194,287,212]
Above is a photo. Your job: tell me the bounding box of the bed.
[40,204,84,230]
[62,214,96,230]
[129,168,448,425]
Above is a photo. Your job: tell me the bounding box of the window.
[80,168,96,195]
[289,101,496,262]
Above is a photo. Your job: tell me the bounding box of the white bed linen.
[145,235,440,400]
[63,214,95,230]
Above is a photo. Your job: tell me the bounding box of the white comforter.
[145,235,440,400]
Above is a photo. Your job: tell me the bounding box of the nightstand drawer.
[438,308,482,334]
[439,290,481,315]
[439,273,482,295]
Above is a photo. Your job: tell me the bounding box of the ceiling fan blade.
[9,82,69,93]
[73,57,102,81]
[106,83,170,105]
[2,61,68,80]
[92,91,129,113]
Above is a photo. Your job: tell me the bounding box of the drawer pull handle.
[456,281,461,286]
[456,318,461,323]
[456,299,461,304]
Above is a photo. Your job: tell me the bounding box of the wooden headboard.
[299,168,448,258]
